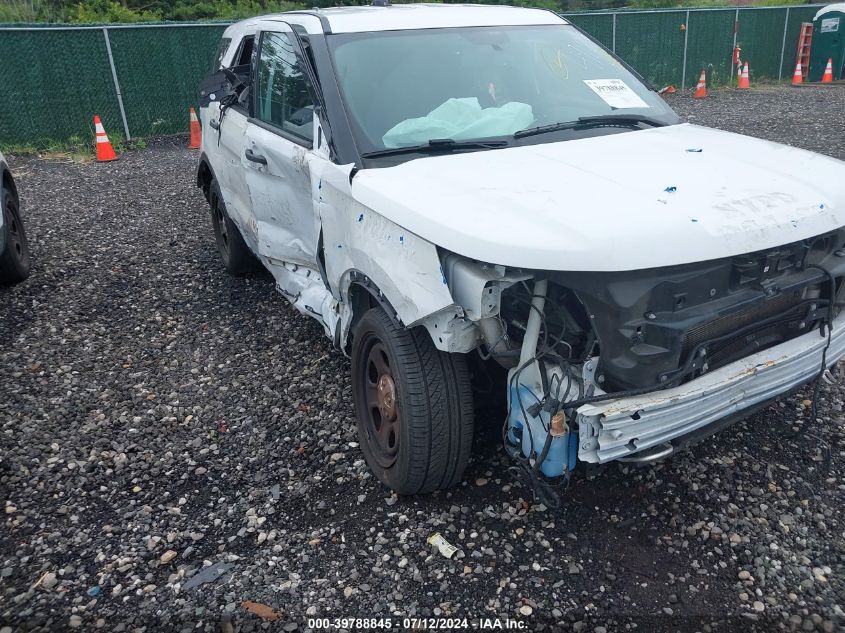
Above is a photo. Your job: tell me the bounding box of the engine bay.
[450,229,845,505]
[497,228,845,392]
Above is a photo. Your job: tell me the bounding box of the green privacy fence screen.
[566,4,825,90]
[0,22,227,146]
[0,5,828,146]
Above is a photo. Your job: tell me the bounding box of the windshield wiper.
[576,114,667,127]
[514,113,666,139]
[360,138,509,159]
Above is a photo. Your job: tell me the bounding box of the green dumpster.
[809,3,845,81]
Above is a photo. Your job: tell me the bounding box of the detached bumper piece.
[577,313,845,463]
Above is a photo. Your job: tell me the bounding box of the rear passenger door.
[242,27,320,267]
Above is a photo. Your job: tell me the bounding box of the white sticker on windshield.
[583,79,649,109]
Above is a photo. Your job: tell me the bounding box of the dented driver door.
[242,27,320,267]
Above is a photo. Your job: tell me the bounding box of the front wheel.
[351,307,474,495]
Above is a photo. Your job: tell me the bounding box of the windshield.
[328,24,678,154]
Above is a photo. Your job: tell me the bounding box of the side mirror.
[198,65,249,107]
[199,69,233,107]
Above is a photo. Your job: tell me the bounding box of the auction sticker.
[583,79,649,109]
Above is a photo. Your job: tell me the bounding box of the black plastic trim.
[195,152,214,186]
[248,117,313,149]
[0,163,16,200]
[303,34,361,166]
[548,229,845,391]
[348,271,404,327]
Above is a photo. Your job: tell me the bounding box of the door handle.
[245,148,267,165]
[209,119,220,130]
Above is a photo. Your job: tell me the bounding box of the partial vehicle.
[197,5,845,501]
[0,150,30,284]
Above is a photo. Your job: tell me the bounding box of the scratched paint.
[350,123,845,272]
[311,160,457,351]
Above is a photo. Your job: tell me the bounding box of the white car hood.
[351,123,845,271]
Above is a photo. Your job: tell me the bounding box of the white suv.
[197,4,845,501]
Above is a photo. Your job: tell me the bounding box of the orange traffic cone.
[738,62,750,89]
[822,58,834,83]
[693,69,707,98]
[94,115,117,162]
[189,107,201,149]
[792,62,803,85]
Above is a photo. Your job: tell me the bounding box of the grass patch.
[3,134,147,161]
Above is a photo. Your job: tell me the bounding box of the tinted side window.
[255,31,314,143]
[214,37,231,69]
[235,36,254,66]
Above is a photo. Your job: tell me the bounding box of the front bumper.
[577,314,845,463]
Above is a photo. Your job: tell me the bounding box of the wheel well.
[348,281,381,332]
[2,169,18,202]
[345,277,476,356]
[345,279,405,354]
[196,158,213,202]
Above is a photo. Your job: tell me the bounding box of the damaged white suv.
[197,4,845,500]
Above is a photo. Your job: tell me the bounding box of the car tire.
[208,179,258,275]
[0,183,31,284]
[351,307,474,495]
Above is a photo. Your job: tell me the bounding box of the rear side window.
[214,37,231,69]
[255,31,315,144]
[235,35,254,66]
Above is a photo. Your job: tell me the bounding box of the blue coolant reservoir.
[507,380,577,477]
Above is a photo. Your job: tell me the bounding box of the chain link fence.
[0,5,828,147]
[0,22,226,147]
[567,4,825,89]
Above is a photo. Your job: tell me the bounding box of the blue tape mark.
[664,186,677,193]
[318,179,322,189]
[337,244,342,249]
[691,218,698,223]
[399,235,404,244]
[686,148,703,153]
[358,213,364,222]
[820,203,825,209]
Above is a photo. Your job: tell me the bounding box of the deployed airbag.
[382,98,534,148]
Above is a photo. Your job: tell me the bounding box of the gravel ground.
[1,84,845,633]
[667,84,845,161]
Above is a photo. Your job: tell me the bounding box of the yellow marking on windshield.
[539,46,569,79]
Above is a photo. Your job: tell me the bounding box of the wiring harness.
[502,270,839,510]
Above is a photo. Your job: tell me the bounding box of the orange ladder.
[795,22,813,80]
